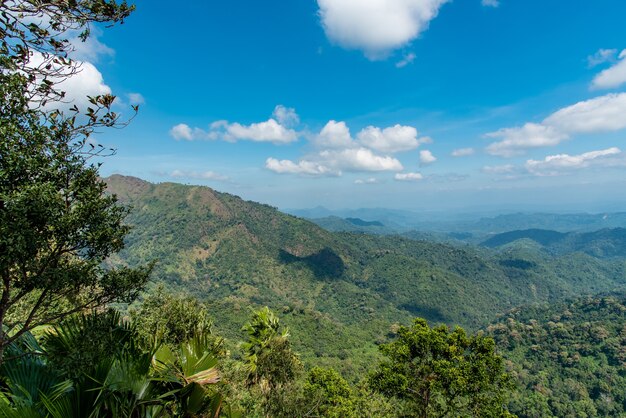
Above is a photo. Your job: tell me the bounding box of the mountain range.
[105,175,626,375]
[294,207,626,235]
[482,228,626,258]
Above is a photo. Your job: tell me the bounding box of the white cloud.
[419,149,437,165]
[220,119,298,144]
[264,119,433,177]
[272,105,300,127]
[17,19,125,115]
[486,123,568,157]
[357,124,423,153]
[170,170,229,181]
[266,147,403,177]
[25,28,115,110]
[486,93,626,157]
[394,172,423,181]
[168,124,200,141]
[481,164,516,174]
[355,177,379,184]
[127,93,145,105]
[483,148,625,178]
[588,48,618,68]
[315,120,354,148]
[426,173,469,182]
[396,52,416,68]
[170,124,194,141]
[169,106,300,144]
[591,49,626,90]
[481,0,500,7]
[317,0,449,59]
[545,93,626,133]
[265,158,335,176]
[525,147,622,176]
[417,136,433,145]
[319,147,404,171]
[451,147,475,157]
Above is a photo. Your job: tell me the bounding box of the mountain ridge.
[105,175,626,375]
[482,227,626,258]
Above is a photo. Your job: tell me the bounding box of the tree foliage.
[0,71,151,359]
[370,318,515,418]
[130,285,221,349]
[42,309,140,380]
[0,0,133,105]
[0,0,149,362]
[0,311,234,417]
[488,295,626,417]
[241,306,302,389]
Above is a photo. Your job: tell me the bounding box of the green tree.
[0,71,151,361]
[370,318,515,418]
[0,313,234,417]
[42,309,141,380]
[241,307,302,417]
[241,307,302,389]
[303,367,358,418]
[0,0,149,362]
[152,333,234,417]
[130,286,221,350]
[302,368,398,418]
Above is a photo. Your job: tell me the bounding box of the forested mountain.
[105,176,626,375]
[488,294,626,417]
[482,229,568,248]
[482,228,626,258]
[309,216,396,234]
[287,207,423,230]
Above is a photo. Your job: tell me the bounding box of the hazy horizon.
[106,173,626,215]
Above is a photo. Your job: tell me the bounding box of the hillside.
[106,176,407,374]
[482,228,626,258]
[309,216,395,234]
[105,175,626,374]
[488,294,626,417]
[482,229,567,248]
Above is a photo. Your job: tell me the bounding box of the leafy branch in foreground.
[0,0,134,105]
[0,0,149,363]
[0,79,152,357]
[0,311,234,417]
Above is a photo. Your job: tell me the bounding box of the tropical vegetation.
[2,1,626,417]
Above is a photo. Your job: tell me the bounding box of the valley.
[106,175,626,379]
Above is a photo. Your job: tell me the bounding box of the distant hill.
[286,207,423,229]
[469,212,626,233]
[482,229,568,248]
[434,212,626,235]
[488,294,626,417]
[309,216,394,234]
[567,228,626,258]
[105,175,626,375]
[482,227,626,258]
[345,217,384,227]
[291,208,626,237]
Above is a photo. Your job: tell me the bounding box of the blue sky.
[71,0,626,211]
